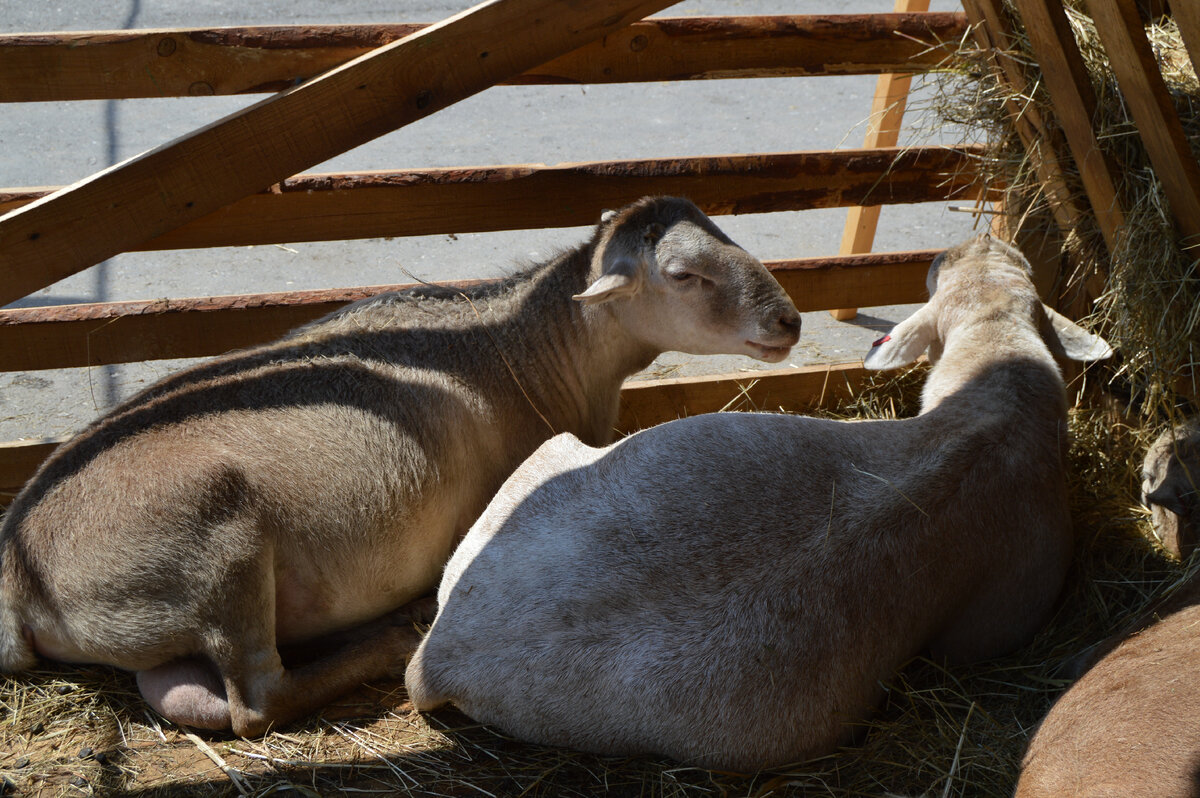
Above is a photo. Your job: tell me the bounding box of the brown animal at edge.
[1016,419,1200,798]
[0,196,801,737]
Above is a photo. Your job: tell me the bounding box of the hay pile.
[0,369,1182,797]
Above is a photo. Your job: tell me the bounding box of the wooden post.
[0,0,681,308]
[831,0,929,322]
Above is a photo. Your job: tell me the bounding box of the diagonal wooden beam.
[962,0,1084,235]
[0,0,680,308]
[963,0,1109,306]
[1010,0,1127,257]
[1087,0,1200,250]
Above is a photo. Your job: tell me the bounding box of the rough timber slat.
[962,0,1088,235]
[0,147,989,252]
[0,437,68,502]
[833,0,930,322]
[0,0,681,309]
[0,362,874,501]
[0,251,936,372]
[616,361,873,434]
[962,0,1107,307]
[1086,0,1200,249]
[1009,0,1127,257]
[0,14,968,102]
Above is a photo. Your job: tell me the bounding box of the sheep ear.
[1146,459,1199,517]
[1041,305,1113,362]
[1146,479,1191,517]
[863,304,937,370]
[573,257,643,305]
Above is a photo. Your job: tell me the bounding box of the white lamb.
[405,233,1112,771]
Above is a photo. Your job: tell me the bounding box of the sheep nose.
[778,309,802,337]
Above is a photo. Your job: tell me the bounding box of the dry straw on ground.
[4,4,1199,795]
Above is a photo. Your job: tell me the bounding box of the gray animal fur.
[1142,417,1200,559]
[0,196,801,736]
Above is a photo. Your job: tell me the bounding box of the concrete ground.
[0,0,980,441]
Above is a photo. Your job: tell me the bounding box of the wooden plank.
[962,0,1101,309]
[0,147,991,252]
[0,362,878,500]
[1010,0,1127,256]
[0,0,684,309]
[962,0,1080,230]
[617,362,874,433]
[773,249,934,313]
[0,437,70,504]
[0,251,936,372]
[0,14,969,102]
[1087,0,1200,250]
[833,0,930,322]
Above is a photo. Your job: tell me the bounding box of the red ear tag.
[872,334,891,347]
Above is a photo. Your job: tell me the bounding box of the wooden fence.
[0,2,988,499]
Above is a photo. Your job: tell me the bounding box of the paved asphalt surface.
[0,0,978,441]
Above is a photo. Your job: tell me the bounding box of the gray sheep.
[0,196,801,736]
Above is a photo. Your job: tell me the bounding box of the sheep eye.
[664,266,697,282]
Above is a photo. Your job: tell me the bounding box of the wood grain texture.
[0,147,990,253]
[0,14,968,102]
[1087,0,1200,249]
[0,0,681,308]
[1010,0,1127,256]
[0,251,936,372]
[0,437,70,503]
[0,362,877,500]
[616,361,874,433]
[962,0,1105,305]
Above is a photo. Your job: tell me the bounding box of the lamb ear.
[1146,479,1191,517]
[862,304,938,370]
[1041,305,1113,362]
[573,257,643,305]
